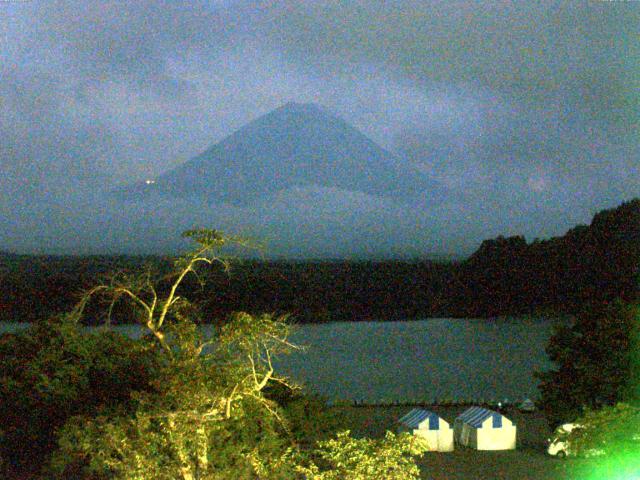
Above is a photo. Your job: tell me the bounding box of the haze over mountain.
[4,97,635,258]
[3,2,638,257]
[3,97,636,258]
[117,102,446,205]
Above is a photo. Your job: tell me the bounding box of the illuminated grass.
[564,452,640,480]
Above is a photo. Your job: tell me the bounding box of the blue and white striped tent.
[454,407,516,450]
[519,398,536,412]
[457,406,504,428]
[398,409,442,430]
[397,409,454,452]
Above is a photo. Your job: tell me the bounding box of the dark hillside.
[445,198,640,316]
[1,199,638,323]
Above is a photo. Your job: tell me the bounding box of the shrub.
[0,314,159,478]
[568,402,640,457]
[294,430,427,480]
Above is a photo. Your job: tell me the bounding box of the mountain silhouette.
[115,102,445,205]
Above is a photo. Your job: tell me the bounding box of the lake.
[0,317,561,404]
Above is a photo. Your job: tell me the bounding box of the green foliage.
[263,383,344,448]
[181,228,227,248]
[49,348,293,479]
[48,328,285,480]
[625,307,640,403]
[294,430,427,480]
[47,230,300,480]
[537,301,639,427]
[0,314,159,477]
[4,228,427,480]
[568,403,640,457]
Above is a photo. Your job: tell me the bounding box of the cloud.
[1,0,638,256]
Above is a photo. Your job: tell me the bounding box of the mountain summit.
[117,102,444,205]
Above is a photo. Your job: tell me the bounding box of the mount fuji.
[116,102,446,206]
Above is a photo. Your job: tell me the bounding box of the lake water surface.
[0,317,561,404]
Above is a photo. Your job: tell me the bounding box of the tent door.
[462,426,471,445]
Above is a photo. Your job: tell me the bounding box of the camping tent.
[454,406,516,450]
[398,408,454,452]
[519,398,535,412]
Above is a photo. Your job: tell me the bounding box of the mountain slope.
[116,102,445,205]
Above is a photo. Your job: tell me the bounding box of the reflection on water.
[0,317,561,403]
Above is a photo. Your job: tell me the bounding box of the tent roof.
[398,408,441,430]
[457,406,505,428]
[519,398,535,409]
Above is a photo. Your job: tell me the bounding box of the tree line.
[1,198,638,324]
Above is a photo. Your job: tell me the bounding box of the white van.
[547,423,577,458]
[547,423,605,458]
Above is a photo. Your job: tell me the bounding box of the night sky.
[1,1,638,257]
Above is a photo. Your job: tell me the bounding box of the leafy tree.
[48,229,299,480]
[536,301,639,427]
[293,430,427,480]
[49,315,298,479]
[0,314,158,478]
[567,403,640,457]
[559,403,640,479]
[269,388,345,449]
[4,228,427,479]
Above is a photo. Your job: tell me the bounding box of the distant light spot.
[527,176,546,192]
[145,179,156,185]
